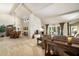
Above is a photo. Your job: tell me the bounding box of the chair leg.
[37,39,39,45]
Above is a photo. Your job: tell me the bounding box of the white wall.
[28,14,42,38]
[0,13,22,32]
[0,13,42,38]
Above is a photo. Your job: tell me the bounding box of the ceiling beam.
[22,3,42,20]
[22,3,32,13]
[10,3,20,14]
[22,3,45,24]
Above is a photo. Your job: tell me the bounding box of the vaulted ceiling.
[25,3,79,18]
[0,3,79,24]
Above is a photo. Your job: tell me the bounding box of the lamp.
[40,28,44,32]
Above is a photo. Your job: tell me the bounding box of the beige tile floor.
[0,36,44,56]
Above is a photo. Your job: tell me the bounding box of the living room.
[0,3,79,56]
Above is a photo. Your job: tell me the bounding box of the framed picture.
[23,27,28,30]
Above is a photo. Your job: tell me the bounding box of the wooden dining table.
[44,39,79,56]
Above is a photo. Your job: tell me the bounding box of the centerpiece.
[67,36,73,46]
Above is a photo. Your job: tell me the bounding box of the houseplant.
[0,25,6,37]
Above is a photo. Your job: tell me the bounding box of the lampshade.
[40,28,44,32]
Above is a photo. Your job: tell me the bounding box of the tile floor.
[0,36,44,56]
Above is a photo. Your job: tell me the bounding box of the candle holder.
[67,36,73,46]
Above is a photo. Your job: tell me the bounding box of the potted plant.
[0,25,6,37]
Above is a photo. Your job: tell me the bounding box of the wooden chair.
[14,31,21,38]
[10,31,16,38]
[10,31,21,39]
[16,31,21,38]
